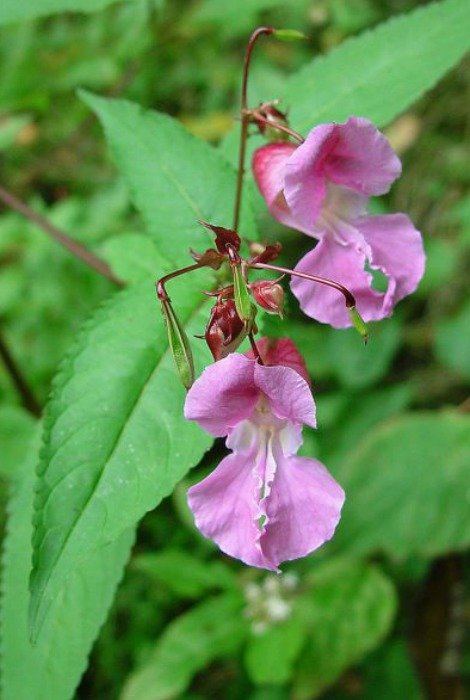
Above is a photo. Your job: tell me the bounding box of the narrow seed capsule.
[161,298,195,389]
[232,263,255,326]
[348,307,369,345]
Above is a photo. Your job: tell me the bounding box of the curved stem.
[251,113,305,143]
[233,27,274,232]
[248,261,356,308]
[155,263,202,302]
[0,331,41,416]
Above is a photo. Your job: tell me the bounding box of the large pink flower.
[184,340,344,570]
[253,116,425,327]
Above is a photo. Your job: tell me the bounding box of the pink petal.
[283,123,337,233]
[260,444,345,567]
[291,235,385,327]
[184,354,258,436]
[252,142,299,230]
[187,446,277,570]
[245,337,311,385]
[254,363,316,428]
[357,213,425,308]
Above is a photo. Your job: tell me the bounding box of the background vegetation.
[0,1,469,698]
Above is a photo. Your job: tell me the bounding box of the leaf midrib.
[32,296,208,630]
[289,0,467,132]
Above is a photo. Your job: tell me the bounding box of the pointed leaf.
[29,279,213,641]
[285,0,470,132]
[1,430,135,700]
[81,92,257,267]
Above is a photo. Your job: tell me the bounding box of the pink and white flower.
[184,340,344,570]
[253,116,425,327]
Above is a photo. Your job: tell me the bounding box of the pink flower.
[184,340,344,570]
[253,116,425,327]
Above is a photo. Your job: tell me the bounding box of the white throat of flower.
[314,182,367,244]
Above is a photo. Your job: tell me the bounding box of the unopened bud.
[205,298,247,361]
[251,280,285,317]
[273,28,308,42]
[254,102,290,143]
[348,306,369,344]
[160,299,195,388]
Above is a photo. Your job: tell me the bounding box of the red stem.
[249,261,356,308]
[248,331,265,365]
[233,27,274,232]
[251,112,305,143]
[156,263,202,301]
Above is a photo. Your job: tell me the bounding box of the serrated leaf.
[0,0,137,25]
[120,594,247,700]
[29,279,214,641]
[293,560,397,698]
[333,412,470,559]
[81,92,257,267]
[1,428,135,700]
[285,0,470,132]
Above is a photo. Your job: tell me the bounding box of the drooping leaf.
[120,594,247,700]
[29,279,214,641]
[0,0,136,25]
[132,549,236,599]
[333,412,470,559]
[285,0,470,133]
[1,429,135,700]
[81,92,257,267]
[293,559,397,698]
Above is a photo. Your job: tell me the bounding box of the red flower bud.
[205,298,247,361]
[199,220,241,254]
[251,280,285,317]
[249,242,282,264]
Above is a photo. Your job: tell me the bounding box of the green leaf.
[333,412,470,559]
[434,300,470,381]
[285,0,470,132]
[363,640,424,700]
[0,405,36,478]
[0,0,137,25]
[120,594,247,700]
[29,280,214,641]
[293,560,397,698]
[100,233,171,284]
[1,429,135,700]
[133,549,236,599]
[245,609,306,685]
[81,92,257,267]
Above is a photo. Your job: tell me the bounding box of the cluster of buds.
[244,573,299,635]
[156,219,367,389]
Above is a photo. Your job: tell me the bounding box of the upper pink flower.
[184,340,344,571]
[253,116,425,327]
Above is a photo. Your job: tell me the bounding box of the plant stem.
[233,27,274,232]
[248,331,264,365]
[156,263,202,301]
[0,184,124,287]
[0,331,41,416]
[251,112,305,143]
[249,261,356,308]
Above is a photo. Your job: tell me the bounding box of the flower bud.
[205,298,247,361]
[251,280,285,317]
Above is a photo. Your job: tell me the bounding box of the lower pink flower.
[184,341,344,570]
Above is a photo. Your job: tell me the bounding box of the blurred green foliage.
[0,1,469,699]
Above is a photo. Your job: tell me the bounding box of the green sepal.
[273,29,308,42]
[161,299,195,388]
[349,307,369,344]
[233,264,254,324]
